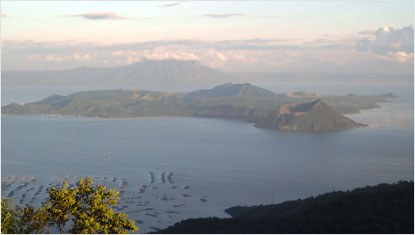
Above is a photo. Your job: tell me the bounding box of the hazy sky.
[1,1,414,73]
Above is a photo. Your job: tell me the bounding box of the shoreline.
[2,98,413,131]
[345,100,414,129]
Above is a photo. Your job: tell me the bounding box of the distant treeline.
[157,181,414,234]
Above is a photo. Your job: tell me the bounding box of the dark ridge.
[156,181,414,234]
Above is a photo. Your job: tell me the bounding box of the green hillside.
[2,83,396,131]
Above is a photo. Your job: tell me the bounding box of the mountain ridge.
[4,60,412,89]
[1,83,383,131]
[2,60,227,87]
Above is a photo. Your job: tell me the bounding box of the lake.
[2,115,413,233]
[1,84,414,233]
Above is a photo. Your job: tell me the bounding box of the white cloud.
[356,25,414,59]
[45,55,65,62]
[2,34,413,74]
[216,52,226,61]
[394,51,412,62]
[357,29,376,35]
[72,54,91,60]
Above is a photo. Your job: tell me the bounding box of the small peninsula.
[1,83,396,131]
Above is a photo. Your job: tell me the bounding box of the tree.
[1,177,138,234]
[1,199,20,233]
[69,177,137,234]
[43,182,78,233]
[19,206,51,233]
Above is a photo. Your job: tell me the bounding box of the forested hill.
[156,181,414,234]
[2,83,396,131]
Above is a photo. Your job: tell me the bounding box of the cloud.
[216,52,226,61]
[356,25,414,56]
[43,53,91,63]
[392,51,413,62]
[204,13,244,18]
[157,1,184,7]
[63,12,130,20]
[357,29,376,35]
[0,37,357,56]
[2,36,413,74]
[72,54,92,60]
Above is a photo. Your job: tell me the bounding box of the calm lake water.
[2,115,414,232]
[1,84,414,233]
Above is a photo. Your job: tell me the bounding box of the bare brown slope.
[255,99,366,131]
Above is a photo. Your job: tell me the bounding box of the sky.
[1,1,414,73]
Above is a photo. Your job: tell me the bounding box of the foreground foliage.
[1,177,138,234]
[157,181,414,234]
[1,200,21,233]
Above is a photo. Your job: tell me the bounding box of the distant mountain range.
[1,60,227,88]
[2,60,412,89]
[2,83,396,131]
